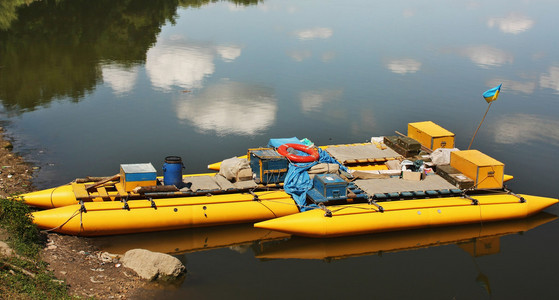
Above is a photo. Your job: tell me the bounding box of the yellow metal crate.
[120,163,157,192]
[450,150,504,189]
[407,121,455,150]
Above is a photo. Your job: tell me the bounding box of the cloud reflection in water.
[299,89,343,113]
[385,59,422,74]
[540,66,559,94]
[488,13,534,34]
[101,64,140,96]
[175,81,277,136]
[146,37,242,91]
[461,45,513,69]
[294,27,333,40]
[493,114,559,146]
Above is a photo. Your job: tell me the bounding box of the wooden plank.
[72,182,90,200]
[95,187,110,202]
[115,182,127,197]
[85,174,120,191]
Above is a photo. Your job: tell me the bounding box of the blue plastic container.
[163,156,184,187]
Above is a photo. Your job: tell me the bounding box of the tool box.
[120,163,157,192]
[408,121,455,150]
[450,150,504,189]
[307,174,348,203]
[248,148,288,184]
[436,164,475,189]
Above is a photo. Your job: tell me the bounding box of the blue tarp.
[267,138,349,211]
[282,148,349,211]
[267,137,303,148]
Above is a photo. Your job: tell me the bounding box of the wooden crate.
[450,150,504,189]
[435,164,475,189]
[408,121,455,150]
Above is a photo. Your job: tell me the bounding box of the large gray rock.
[0,241,14,257]
[121,249,186,281]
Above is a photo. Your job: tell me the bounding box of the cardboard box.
[450,150,504,189]
[408,121,455,150]
[402,171,422,181]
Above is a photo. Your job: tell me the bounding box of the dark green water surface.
[1,1,558,298]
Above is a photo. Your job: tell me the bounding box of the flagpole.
[468,102,493,150]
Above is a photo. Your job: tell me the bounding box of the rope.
[41,208,81,233]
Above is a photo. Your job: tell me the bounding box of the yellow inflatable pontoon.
[33,190,298,236]
[254,193,558,238]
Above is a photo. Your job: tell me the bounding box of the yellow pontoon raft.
[15,121,558,237]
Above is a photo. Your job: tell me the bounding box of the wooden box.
[436,164,475,189]
[120,163,157,192]
[397,136,421,151]
[450,150,504,189]
[408,121,455,150]
[383,136,419,157]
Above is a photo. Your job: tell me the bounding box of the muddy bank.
[0,127,153,299]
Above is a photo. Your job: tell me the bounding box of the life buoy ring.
[277,143,320,163]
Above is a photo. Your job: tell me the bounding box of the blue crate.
[311,174,348,201]
[248,148,288,184]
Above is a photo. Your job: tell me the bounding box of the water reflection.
[493,114,559,146]
[488,13,534,34]
[0,0,26,30]
[486,78,536,94]
[460,45,514,69]
[175,80,277,135]
[147,43,216,91]
[0,0,258,114]
[299,89,343,113]
[385,58,422,74]
[540,65,559,94]
[286,49,312,62]
[293,27,333,40]
[0,0,179,113]
[256,212,556,260]
[92,224,289,255]
[101,64,141,96]
[216,45,243,62]
[146,37,242,91]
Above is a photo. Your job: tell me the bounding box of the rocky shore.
[0,127,152,299]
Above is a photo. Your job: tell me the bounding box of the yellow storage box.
[450,150,504,189]
[408,121,455,150]
[120,163,157,192]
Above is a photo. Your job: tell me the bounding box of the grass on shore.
[0,197,72,299]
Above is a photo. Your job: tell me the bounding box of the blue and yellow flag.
[483,84,502,103]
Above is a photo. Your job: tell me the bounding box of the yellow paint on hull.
[32,191,299,236]
[256,212,557,260]
[254,194,558,238]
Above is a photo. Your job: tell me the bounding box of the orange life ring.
[277,143,320,163]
